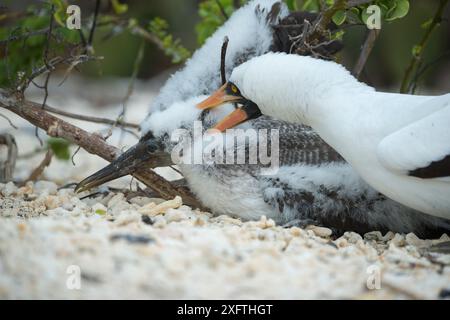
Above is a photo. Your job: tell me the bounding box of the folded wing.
[377,94,450,179]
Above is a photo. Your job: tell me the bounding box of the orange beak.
[213,108,249,132]
[197,83,243,110]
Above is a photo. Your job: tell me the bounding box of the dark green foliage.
[148,17,191,63]
[47,137,71,160]
[195,0,247,45]
[0,1,79,88]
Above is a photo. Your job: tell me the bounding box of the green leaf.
[195,0,238,45]
[47,138,71,160]
[95,209,106,215]
[148,17,191,63]
[412,44,422,57]
[360,7,370,25]
[110,0,128,15]
[301,0,320,12]
[332,10,346,25]
[385,0,409,21]
[331,29,345,40]
[421,18,432,29]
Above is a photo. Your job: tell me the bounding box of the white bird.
[197,52,450,219]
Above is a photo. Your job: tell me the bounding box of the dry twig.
[0,89,204,208]
[220,36,229,85]
[353,29,379,79]
[0,133,17,182]
[26,149,53,182]
[400,0,449,93]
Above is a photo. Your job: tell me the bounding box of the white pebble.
[34,181,57,195]
[138,196,182,216]
[165,208,187,223]
[310,226,332,238]
[1,182,17,197]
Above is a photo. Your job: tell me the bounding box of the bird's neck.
[250,55,374,126]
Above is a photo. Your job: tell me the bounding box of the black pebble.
[110,234,154,244]
[141,215,154,225]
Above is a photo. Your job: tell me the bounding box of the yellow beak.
[197,83,243,110]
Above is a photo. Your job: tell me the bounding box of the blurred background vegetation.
[1,0,449,92]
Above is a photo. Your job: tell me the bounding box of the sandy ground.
[1,77,449,299]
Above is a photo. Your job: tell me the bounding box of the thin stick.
[353,29,379,79]
[41,99,140,129]
[26,149,53,182]
[87,0,101,51]
[0,89,205,208]
[43,4,55,66]
[0,28,52,45]
[215,0,229,20]
[409,50,450,94]
[0,134,17,182]
[220,36,229,85]
[346,0,374,7]
[0,113,18,129]
[400,0,449,93]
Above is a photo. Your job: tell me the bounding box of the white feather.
[228,53,450,218]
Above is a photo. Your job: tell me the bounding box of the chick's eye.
[147,142,157,153]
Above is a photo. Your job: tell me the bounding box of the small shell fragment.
[138,196,182,216]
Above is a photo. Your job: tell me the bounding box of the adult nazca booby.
[197,53,450,219]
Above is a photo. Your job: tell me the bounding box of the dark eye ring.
[147,143,157,153]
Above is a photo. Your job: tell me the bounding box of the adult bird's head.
[75,132,172,193]
[198,52,363,131]
[197,82,262,131]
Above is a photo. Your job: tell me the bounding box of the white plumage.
[141,0,288,133]
[145,96,450,236]
[224,52,450,218]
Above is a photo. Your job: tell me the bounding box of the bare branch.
[71,146,81,166]
[346,0,374,8]
[87,0,101,53]
[215,0,229,20]
[0,113,18,129]
[25,149,53,182]
[18,54,101,92]
[41,104,140,129]
[400,0,449,93]
[0,134,17,182]
[0,28,52,46]
[104,40,145,141]
[352,29,379,79]
[0,89,205,208]
[43,4,55,66]
[409,50,450,94]
[220,36,229,85]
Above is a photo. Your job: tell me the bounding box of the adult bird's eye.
[231,84,238,93]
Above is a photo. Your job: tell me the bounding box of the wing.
[260,163,450,238]
[251,116,344,166]
[377,94,450,179]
